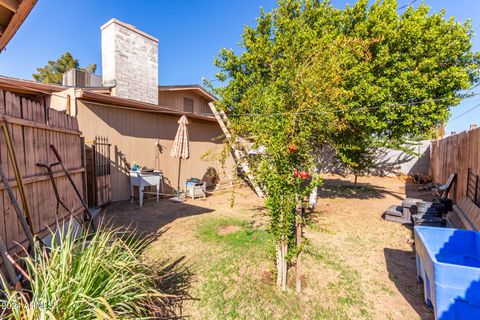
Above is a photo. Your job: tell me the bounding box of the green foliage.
[337,0,479,140]
[328,0,480,173]
[212,0,479,274]
[0,222,165,319]
[32,52,97,85]
[334,134,378,179]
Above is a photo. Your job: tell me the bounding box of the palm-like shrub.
[1,221,166,319]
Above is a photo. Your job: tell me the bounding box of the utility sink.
[415,226,480,320]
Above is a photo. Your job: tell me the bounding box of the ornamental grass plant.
[1,220,168,319]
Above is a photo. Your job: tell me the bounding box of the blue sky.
[0,0,479,133]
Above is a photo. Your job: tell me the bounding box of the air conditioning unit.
[62,69,103,88]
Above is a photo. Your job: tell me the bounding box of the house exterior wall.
[75,100,233,202]
[158,90,212,115]
[101,19,158,104]
[46,87,76,115]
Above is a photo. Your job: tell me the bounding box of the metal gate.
[86,136,111,207]
[467,168,480,207]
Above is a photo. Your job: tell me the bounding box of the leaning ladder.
[208,102,264,197]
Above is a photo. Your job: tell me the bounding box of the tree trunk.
[276,238,288,290]
[282,242,287,290]
[276,242,282,287]
[295,203,303,293]
[353,174,358,191]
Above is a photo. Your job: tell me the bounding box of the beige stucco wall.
[45,87,76,114]
[75,99,234,202]
[158,90,212,114]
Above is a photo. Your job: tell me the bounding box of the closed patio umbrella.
[170,115,189,201]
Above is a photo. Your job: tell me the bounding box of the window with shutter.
[183,97,194,113]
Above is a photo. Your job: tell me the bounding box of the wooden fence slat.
[0,91,85,252]
[431,128,480,205]
[22,98,38,233]
[0,90,6,244]
[5,92,23,244]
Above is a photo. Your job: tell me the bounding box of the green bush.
[1,221,166,319]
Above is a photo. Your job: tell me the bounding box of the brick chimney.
[101,19,158,104]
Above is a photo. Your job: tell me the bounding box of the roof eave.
[158,85,218,101]
[0,0,38,52]
[0,75,65,95]
[76,90,217,122]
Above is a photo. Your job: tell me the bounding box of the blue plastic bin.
[415,226,480,320]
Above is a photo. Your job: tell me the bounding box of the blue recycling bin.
[415,226,480,320]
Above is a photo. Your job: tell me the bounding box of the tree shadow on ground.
[251,205,268,213]
[96,199,215,238]
[404,181,434,203]
[93,199,216,318]
[384,247,434,320]
[89,224,196,318]
[150,256,195,319]
[319,178,404,200]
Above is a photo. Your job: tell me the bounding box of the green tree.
[32,52,97,85]
[213,0,479,290]
[335,134,378,190]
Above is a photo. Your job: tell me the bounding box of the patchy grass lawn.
[148,214,371,319]
[101,175,434,320]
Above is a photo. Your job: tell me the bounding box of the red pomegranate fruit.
[299,171,310,180]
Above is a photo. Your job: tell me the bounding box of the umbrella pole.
[170,158,186,203]
[177,158,182,198]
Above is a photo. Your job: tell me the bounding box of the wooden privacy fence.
[0,90,84,252]
[430,127,480,204]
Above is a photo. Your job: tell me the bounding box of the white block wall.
[101,19,158,105]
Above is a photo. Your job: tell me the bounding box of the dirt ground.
[98,175,434,320]
[312,175,434,320]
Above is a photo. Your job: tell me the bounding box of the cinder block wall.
[101,19,158,105]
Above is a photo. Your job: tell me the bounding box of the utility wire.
[465,82,480,96]
[204,92,480,118]
[6,77,480,120]
[398,0,418,11]
[449,102,480,122]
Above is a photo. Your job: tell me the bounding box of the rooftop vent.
[62,69,103,88]
[183,97,194,113]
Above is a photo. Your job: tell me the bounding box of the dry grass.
[100,175,434,320]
